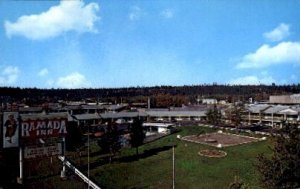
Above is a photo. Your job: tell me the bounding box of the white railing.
[58,156,101,189]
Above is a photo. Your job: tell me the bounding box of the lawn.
[82,125,270,189]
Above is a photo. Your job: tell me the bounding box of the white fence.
[58,156,101,189]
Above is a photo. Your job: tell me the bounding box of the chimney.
[148,97,150,109]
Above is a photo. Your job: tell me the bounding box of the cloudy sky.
[0,0,299,88]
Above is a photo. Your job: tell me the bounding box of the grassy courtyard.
[84,126,270,189]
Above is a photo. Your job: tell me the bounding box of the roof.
[247,104,300,115]
[19,106,43,112]
[145,110,207,117]
[60,105,82,111]
[81,105,105,110]
[146,108,169,111]
[247,104,270,113]
[102,104,128,111]
[170,105,209,111]
[263,105,289,114]
[278,108,299,115]
[73,114,101,120]
[100,112,147,119]
[143,122,174,127]
[21,112,68,120]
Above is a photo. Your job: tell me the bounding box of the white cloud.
[160,9,174,19]
[229,75,276,85]
[0,66,20,85]
[129,6,143,21]
[290,74,297,80]
[236,41,300,69]
[263,23,290,42]
[56,72,90,88]
[38,68,49,76]
[47,79,55,86]
[4,0,99,40]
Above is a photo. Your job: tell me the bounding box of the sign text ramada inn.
[2,112,68,184]
[20,113,68,139]
[21,118,67,138]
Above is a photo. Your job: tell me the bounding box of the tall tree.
[228,102,244,129]
[129,118,145,157]
[97,123,121,163]
[65,121,84,151]
[256,122,300,189]
[206,104,222,126]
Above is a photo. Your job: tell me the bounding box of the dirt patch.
[198,149,227,158]
[181,132,260,147]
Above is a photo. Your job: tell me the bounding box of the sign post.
[19,113,68,182]
[17,146,23,184]
[60,137,66,179]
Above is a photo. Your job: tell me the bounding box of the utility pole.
[88,123,90,189]
[148,97,150,109]
[172,145,175,189]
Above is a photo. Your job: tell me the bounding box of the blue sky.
[0,0,300,88]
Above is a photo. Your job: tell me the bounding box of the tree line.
[1,84,300,107]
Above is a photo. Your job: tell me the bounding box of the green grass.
[82,126,270,189]
[23,157,87,189]
[21,126,271,188]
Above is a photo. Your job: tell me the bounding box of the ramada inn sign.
[20,113,68,139]
[2,112,68,184]
[21,118,67,138]
[2,112,68,149]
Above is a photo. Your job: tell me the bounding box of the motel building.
[143,122,176,136]
[242,94,300,128]
[244,104,300,128]
[145,110,207,122]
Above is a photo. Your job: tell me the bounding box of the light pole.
[172,145,175,189]
[87,123,90,189]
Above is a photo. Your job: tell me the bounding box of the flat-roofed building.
[143,122,175,135]
[145,109,207,122]
[73,113,102,126]
[202,98,217,104]
[244,104,300,128]
[269,94,300,104]
[100,111,147,122]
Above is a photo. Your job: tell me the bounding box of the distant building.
[145,109,207,122]
[202,98,217,104]
[218,100,227,105]
[143,122,175,135]
[243,104,300,128]
[269,94,300,104]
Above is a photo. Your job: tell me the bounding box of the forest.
[1,84,300,107]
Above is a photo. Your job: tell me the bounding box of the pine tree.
[129,118,145,157]
[97,123,121,163]
[206,104,222,126]
[257,123,300,189]
[227,102,244,129]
